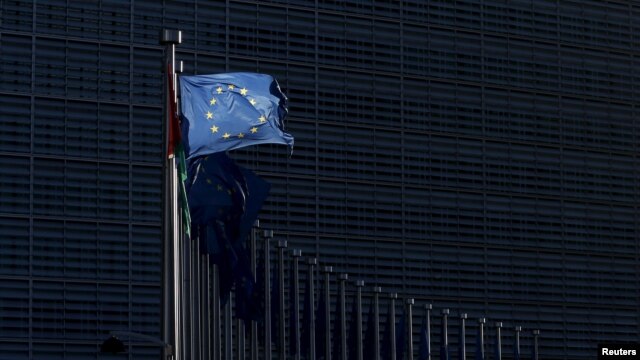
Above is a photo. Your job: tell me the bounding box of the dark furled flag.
[459,320,465,360]
[363,299,376,360]
[316,278,327,360]
[347,295,358,360]
[271,261,280,347]
[514,333,520,360]
[289,260,300,357]
[300,268,313,358]
[381,302,393,360]
[419,315,430,360]
[332,290,344,360]
[474,324,484,360]
[180,72,294,160]
[396,306,406,360]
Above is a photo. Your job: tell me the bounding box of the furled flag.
[396,306,406,360]
[300,267,313,357]
[271,261,280,347]
[474,323,484,360]
[363,299,376,360]
[180,72,294,159]
[332,288,344,360]
[381,302,393,360]
[315,278,328,360]
[418,314,430,360]
[514,332,520,360]
[289,259,300,357]
[347,295,358,360]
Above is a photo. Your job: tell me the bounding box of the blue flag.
[396,307,406,360]
[316,280,327,360]
[418,315,430,360]
[381,302,393,360]
[180,72,294,159]
[363,299,376,360]
[332,290,343,360]
[347,295,358,360]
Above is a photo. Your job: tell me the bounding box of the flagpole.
[441,309,449,360]
[478,318,486,360]
[459,314,467,360]
[202,253,210,360]
[494,322,502,360]
[406,299,414,360]
[160,28,181,360]
[338,274,349,360]
[425,304,432,360]
[373,287,381,360]
[183,221,192,360]
[322,266,333,360]
[307,258,317,360]
[514,326,521,360]
[292,249,302,360]
[250,221,259,360]
[355,280,364,360]
[277,240,288,359]
[212,263,221,360]
[263,230,274,359]
[193,235,201,360]
[389,293,397,360]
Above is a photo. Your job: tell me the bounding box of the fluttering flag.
[289,260,300,357]
[381,302,393,360]
[363,299,376,360]
[316,279,327,360]
[419,315,430,360]
[180,72,294,160]
[396,307,406,360]
[300,268,312,357]
[332,289,344,360]
[347,295,358,360]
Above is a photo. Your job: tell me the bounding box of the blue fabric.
[180,72,294,159]
[363,299,376,360]
[418,315,430,360]
[332,290,344,360]
[396,307,406,360]
[271,263,280,347]
[347,296,358,360]
[315,280,327,360]
[380,302,393,360]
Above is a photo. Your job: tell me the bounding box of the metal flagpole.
[495,322,502,360]
[441,309,449,360]
[160,28,181,360]
[225,296,232,359]
[514,326,521,360]
[478,318,486,360]
[212,263,221,360]
[338,274,349,360]
[372,287,381,360]
[389,293,397,360]
[277,240,288,359]
[236,312,244,360]
[202,254,210,360]
[355,281,364,360]
[459,314,467,360]
[532,329,539,360]
[425,304,432,360]
[322,266,333,360]
[250,221,259,360]
[292,250,302,360]
[307,258,317,360]
[183,220,192,360]
[193,236,201,360]
[263,230,274,359]
[406,299,414,360]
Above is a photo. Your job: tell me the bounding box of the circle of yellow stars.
[206,84,265,140]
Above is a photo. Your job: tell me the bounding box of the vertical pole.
[225,297,232,359]
[389,293,397,360]
[236,318,244,360]
[160,28,181,360]
[495,322,502,360]
[202,254,210,360]
[322,267,333,360]
[406,299,414,360]
[212,264,220,360]
[183,223,192,360]
[425,304,432,360]
[478,318,485,360]
[250,221,259,360]
[277,240,288,359]
[441,309,449,360]
[338,274,349,360]
[532,330,539,360]
[459,314,467,360]
[373,287,381,360]
[355,281,364,360]
[193,237,201,360]
[292,250,302,360]
[514,326,521,360]
[308,258,317,360]
[264,230,274,359]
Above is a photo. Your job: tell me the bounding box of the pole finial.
[160,29,182,45]
[263,230,274,239]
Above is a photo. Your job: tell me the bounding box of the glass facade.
[1,0,639,358]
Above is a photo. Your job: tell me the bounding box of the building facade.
[1,0,639,358]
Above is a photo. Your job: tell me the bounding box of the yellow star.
[238,133,245,138]
[228,85,235,90]
[250,127,258,134]
[206,178,212,184]
[240,88,248,95]
[210,98,217,105]
[217,185,223,191]
[216,86,223,94]
[206,111,213,119]
[258,115,266,123]
[249,99,257,106]
[210,125,219,133]
[222,132,231,139]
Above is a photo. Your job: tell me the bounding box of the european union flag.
[180,73,294,159]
